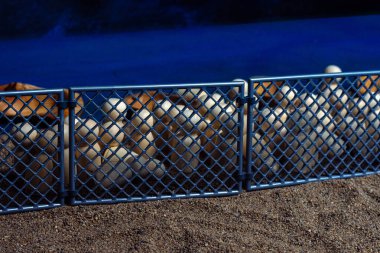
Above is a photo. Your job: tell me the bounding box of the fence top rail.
[250,70,380,82]
[69,81,246,92]
[0,89,64,97]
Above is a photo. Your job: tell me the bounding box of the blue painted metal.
[69,81,244,205]
[0,71,379,214]
[58,91,66,206]
[0,89,65,214]
[67,88,76,205]
[247,71,380,191]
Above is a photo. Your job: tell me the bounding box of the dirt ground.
[0,174,379,253]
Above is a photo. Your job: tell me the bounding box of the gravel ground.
[0,174,379,252]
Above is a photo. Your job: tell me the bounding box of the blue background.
[0,1,379,88]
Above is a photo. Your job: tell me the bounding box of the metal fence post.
[245,80,255,188]
[67,88,76,205]
[58,91,66,205]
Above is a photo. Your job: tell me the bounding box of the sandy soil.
[0,174,379,253]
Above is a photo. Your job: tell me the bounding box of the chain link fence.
[68,82,245,205]
[0,72,379,214]
[247,72,380,190]
[0,89,65,214]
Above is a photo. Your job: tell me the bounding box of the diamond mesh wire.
[0,90,65,214]
[69,83,244,205]
[1,72,379,213]
[247,72,380,190]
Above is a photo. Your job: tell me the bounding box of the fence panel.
[68,82,245,205]
[1,71,379,214]
[0,89,65,214]
[246,71,380,190]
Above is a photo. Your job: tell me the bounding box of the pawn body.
[101,98,128,121]
[170,134,201,174]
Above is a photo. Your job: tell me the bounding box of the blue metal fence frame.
[0,89,65,214]
[247,71,380,191]
[68,81,245,205]
[0,71,379,214]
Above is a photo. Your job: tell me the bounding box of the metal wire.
[247,72,380,190]
[0,89,65,214]
[0,72,379,214]
[69,82,245,205]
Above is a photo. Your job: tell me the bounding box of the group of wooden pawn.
[9,66,380,193]
[11,121,69,194]
[72,98,166,190]
[8,89,242,193]
[71,90,242,190]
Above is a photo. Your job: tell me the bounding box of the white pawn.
[276,85,298,110]
[97,147,135,188]
[325,65,342,74]
[243,133,280,178]
[11,122,39,147]
[101,98,128,122]
[98,121,125,147]
[324,65,342,83]
[170,134,201,175]
[131,108,155,134]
